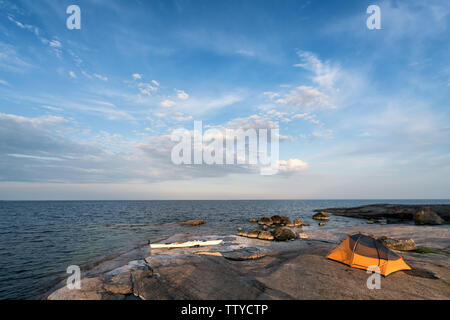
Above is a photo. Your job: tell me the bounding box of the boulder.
[293,218,303,227]
[271,215,291,226]
[258,217,273,226]
[378,236,417,251]
[273,227,297,241]
[313,212,330,221]
[178,219,206,226]
[247,228,260,238]
[257,231,274,241]
[237,231,248,237]
[414,208,444,225]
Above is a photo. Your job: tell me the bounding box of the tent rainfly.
[327,233,411,276]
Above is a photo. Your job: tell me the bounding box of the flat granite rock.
[46,226,450,300]
[221,247,269,261]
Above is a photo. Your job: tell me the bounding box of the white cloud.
[152,80,160,87]
[177,93,244,115]
[7,154,63,161]
[0,42,33,72]
[263,92,280,100]
[176,89,189,100]
[275,86,336,110]
[278,159,309,173]
[0,112,67,127]
[49,40,62,48]
[93,73,108,81]
[161,99,176,108]
[41,105,63,112]
[294,50,340,88]
[172,113,193,122]
[7,16,39,35]
[69,71,77,79]
[311,129,333,139]
[81,71,93,79]
[88,100,115,107]
[132,73,142,80]
[154,112,165,118]
[138,82,158,95]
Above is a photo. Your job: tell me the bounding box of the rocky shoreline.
[46,220,450,300]
[314,204,450,224]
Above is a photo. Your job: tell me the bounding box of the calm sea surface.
[0,199,449,299]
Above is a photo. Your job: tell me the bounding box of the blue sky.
[0,0,449,200]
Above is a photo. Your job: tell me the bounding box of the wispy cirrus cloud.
[294,50,341,89]
[275,86,336,110]
[0,42,34,72]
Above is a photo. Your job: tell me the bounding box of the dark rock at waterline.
[237,231,248,237]
[178,219,206,226]
[271,215,291,226]
[314,204,450,224]
[273,227,296,241]
[247,228,260,239]
[414,208,445,225]
[258,217,273,226]
[293,218,303,227]
[258,230,274,241]
[313,212,330,221]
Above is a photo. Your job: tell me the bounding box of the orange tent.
[327,234,411,276]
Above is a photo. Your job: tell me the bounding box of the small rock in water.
[248,218,258,223]
[367,219,375,224]
[293,218,303,227]
[257,230,274,241]
[237,231,248,237]
[273,227,296,241]
[178,219,206,226]
[313,212,330,221]
[318,222,326,226]
[247,228,260,238]
[271,215,291,226]
[258,216,273,226]
[298,233,308,239]
[237,227,243,232]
